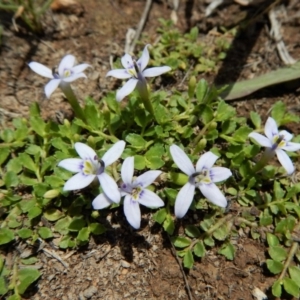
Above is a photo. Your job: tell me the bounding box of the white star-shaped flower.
[170,145,232,218]
[29,54,90,98]
[58,141,125,203]
[249,117,300,174]
[106,44,171,102]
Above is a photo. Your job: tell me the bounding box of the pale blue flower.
[58,141,125,203]
[106,44,171,102]
[170,145,232,218]
[29,54,90,98]
[249,117,300,174]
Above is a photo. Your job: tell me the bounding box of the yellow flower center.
[272,135,286,148]
[193,169,212,185]
[63,69,71,78]
[131,186,142,201]
[82,160,98,175]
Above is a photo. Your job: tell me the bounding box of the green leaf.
[185,225,201,238]
[125,134,146,150]
[54,217,72,235]
[266,259,283,274]
[283,277,299,297]
[199,105,213,124]
[183,249,194,269]
[27,207,42,220]
[195,79,208,103]
[21,257,38,265]
[68,217,86,232]
[0,276,8,296]
[215,100,236,121]
[268,246,287,262]
[163,215,174,235]
[4,171,19,188]
[30,116,45,137]
[289,266,300,288]
[271,101,285,124]
[0,228,14,245]
[194,241,205,258]
[203,236,215,247]
[18,153,36,172]
[89,223,106,235]
[7,295,21,300]
[273,181,285,200]
[38,227,53,239]
[145,156,165,169]
[17,228,33,239]
[17,268,41,294]
[213,224,228,241]
[0,148,10,165]
[153,208,167,224]
[272,280,282,298]
[218,243,235,260]
[133,155,146,170]
[232,126,252,143]
[44,209,63,221]
[250,111,261,129]
[77,227,90,243]
[266,233,279,247]
[172,236,191,248]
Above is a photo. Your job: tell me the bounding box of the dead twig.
[126,0,152,54]
[268,5,296,65]
[42,248,69,268]
[167,234,193,300]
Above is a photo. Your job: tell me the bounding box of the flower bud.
[44,189,60,199]
[64,119,70,127]
[208,122,217,130]
[91,211,100,219]
[188,76,196,98]
[195,138,207,152]
[168,172,188,186]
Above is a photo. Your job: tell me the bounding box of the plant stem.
[137,81,155,120]
[278,242,298,281]
[60,83,86,122]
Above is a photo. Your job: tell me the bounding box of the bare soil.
[1,0,300,299]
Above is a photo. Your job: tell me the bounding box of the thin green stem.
[137,82,156,121]
[60,83,86,122]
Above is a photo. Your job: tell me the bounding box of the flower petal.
[199,183,227,208]
[106,69,132,79]
[121,53,134,69]
[45,79,61,98]
[75,142,97,161]
[98,173,121,203]
[124,195,141,229]
[282,142,300,152]
[121,156,134,185]
[135,170,162,188]
[139,189,164,208]
[102,140,125,167]
[142,66,171,77]
[265,117,278,140]
[63,73,86,82]
[92,193,113,209]
[196,151,219,172]
[174,182,195,218]
[137,44,150,71]
[276,149,295,175]
[210,167,232,183]
[249,132,272,148]
[279,130,293,142]
[71,63,91,74]
[63,173,95,191]
[58,158,82,173]
[116,78,138,102]
[170,144,195,176]
[28,62,53,78]
[58,54,75,75]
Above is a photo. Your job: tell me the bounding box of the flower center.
[82,156,104,175]
[191,169,211,185]
[126,60,140,78]
[131,186,143,201]
[272,134,286,149]
[63,69,72,78]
